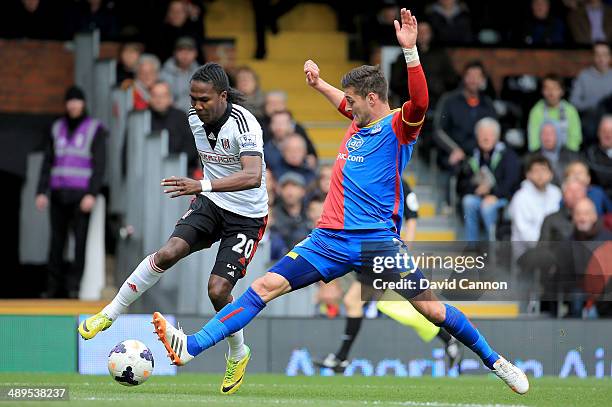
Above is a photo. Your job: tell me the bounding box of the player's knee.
[251,273,288,302]
[343,293,360,312]
[155,238,189,269]
[207,280,232,309]
[422,303,446,324]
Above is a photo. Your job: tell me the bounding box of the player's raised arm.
[393,8,429,143]
[304,60,351,118]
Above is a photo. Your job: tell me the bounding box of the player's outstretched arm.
[304,60,345,111]
[161,156,262,197]
[393,8,428,142]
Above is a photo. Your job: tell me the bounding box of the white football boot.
[492,356,529,394]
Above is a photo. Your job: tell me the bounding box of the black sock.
[436,327,452,345]
[335,317,362,360]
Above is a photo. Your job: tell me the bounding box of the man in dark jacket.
[435,61,497,170]
[457,118,520,241]
[35,86,107,298]
[271,172,311,249]
[149,81,199,175]
[557,198,612,317]
[585,115,612,199]
[539,179,588,243]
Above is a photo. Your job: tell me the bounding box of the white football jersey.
[189,103,268,218]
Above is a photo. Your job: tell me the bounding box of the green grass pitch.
[0,373,610,406]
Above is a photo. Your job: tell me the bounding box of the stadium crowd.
[2,0,611,318]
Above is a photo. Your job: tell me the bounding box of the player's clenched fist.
[161,176,202,198]
[304,59,320,87]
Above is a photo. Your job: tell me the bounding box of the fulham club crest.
[222,138,230,149]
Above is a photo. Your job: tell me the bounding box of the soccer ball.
[108,340,154,386]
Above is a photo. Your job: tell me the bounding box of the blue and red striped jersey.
[318,65,428,232]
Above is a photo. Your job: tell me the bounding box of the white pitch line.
[368,402,529,407]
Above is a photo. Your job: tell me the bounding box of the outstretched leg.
[155,253,325,363]
[409,289,529,394]
[187,271,291,357]
[103,237,189,319]
[78,237,189,340]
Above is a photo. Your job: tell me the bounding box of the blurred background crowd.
[1,0,611,319]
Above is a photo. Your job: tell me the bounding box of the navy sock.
[187,287,266,356]
[437,304,499,369]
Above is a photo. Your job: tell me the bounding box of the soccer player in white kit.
[79,63,268,395]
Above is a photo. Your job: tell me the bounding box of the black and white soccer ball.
[108,340,154,386]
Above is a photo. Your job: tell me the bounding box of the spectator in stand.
[148,81,199,175]
[35,86,107,298]
[275,134,317,187]
[533,120,581,185]
[272,172,311,249]
[571,42,612,113]
[233,66,266,121]
[567,0,612,44]
[457,118,520,241]
[528,74,582,152]
[262,91,317,164]
[148,0,204,63]
[425,0,473,44]
[266,205,288,262]
[565,160,612,214]
[71,0,119,40]
[509,155,561,257]
[160,37,199,113]
[389,19,458,109]
[264,110,293,174]
[264,169,287,261]
[517,0,566,45]
[307,194,325,229]
[132,54,160,111]
[570,42,612,145]
[540,179,588,243]
[266,168,277,206]
[434,61,496,207]
[264,111,316,174]
[562,197,612,317]
[116,42,144,89]
[362,1,399,61]
[252,0,299,59]
[585,115,612,198]
[516,178,587,315]
[306,163,333,204]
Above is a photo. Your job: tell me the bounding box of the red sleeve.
[392,64,429,145]
[337,98,354,120]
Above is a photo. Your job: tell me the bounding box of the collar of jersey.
[361,108,400,129]
[203,102,233,135]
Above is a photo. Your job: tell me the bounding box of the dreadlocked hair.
[190,62,245,104]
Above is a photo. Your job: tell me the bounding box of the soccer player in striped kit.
[153,9,529,395]
[79,63,268,395]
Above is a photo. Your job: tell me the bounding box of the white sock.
[227,329,246,361]
[102,254,164,320]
